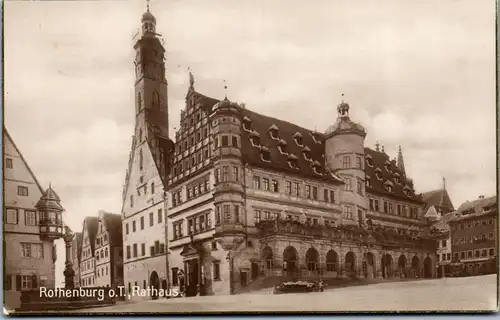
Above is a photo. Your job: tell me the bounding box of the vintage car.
[273,280,325,294]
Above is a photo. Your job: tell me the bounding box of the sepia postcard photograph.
[2,0,498,315]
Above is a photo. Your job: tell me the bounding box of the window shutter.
[16,275,21,291]
[32,275,37,289]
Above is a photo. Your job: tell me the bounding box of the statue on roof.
[189,70,195,89]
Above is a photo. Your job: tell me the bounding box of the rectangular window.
[125,223,129,234]
[126,246,131,259]
[312,186,318,200]
[254,210,261,223]
[140,216,144,230]
[388,203,393,214]
[374,200,379,211]
[324,189,329,202]
[215,168,220,183]
[23,210,37,226]
[215,206,221,225]
[149,212,154,226]
[130,195,134,208]
[141,243,146,256]
[306,185,311,198]
[233,167,239,182]
[222,135,229,146]
[397,205,402,216]
[272,180,279,192]
[285,181,292,195]
[342,156,351,169]
[224,205,231,222]
[213,261,221,280]
[330,190,335,203]
[447,253,451,260]
[232,136,238,147]
[344,178,351,191]
[17,186,28,197]
[133,244,137,257]
[293,182,299,196]
[343,206,353,219]
[369,199,374,210]
[263,178,269,191]
[356,156,362,169]
[6,209,18,224]
[21,275,33,290]
[234,205,240,223]
[21,243,32,257]
[222,166,229,182]
[5,158,13,169]
[158,209,163,224]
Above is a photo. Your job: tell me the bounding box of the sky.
[4,0,496,284]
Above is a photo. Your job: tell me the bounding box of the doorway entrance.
[251,262,259,280]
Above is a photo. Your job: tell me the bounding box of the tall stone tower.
[324,97,367,226]
[133,4,170,178]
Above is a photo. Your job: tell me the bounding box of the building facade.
[79,217,98,287]
[122,7,440,298]
[3,128,64,309]
[422,181,455,277]
[449,196,497,275]
[71,232,83,287]
[120,7,171,300]
[94,211,124,288]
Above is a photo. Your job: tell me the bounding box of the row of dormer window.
[368,198,419,219]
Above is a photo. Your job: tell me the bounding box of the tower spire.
[397,145,406,176]
[442,177,446,190]
[146,0,150,12]
[223,80,228,99]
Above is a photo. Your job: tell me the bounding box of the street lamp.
[63,226,75,289]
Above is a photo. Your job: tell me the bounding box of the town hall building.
[121,6,440,298]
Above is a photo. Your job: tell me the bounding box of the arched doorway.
[283,246,298,276]
[305,248,319,273]
[365,252,376,279]
[149,270,160,300]
[398,255,407,278]
[381,254,393,278]
[345,251,356,276]
[423,257,433,278]
[411,256,420,278]
[326,250,339,274]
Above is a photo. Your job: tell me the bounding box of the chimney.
[479,195,484,199]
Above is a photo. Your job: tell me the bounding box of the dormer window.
[268,124,279,140]
[277,139,287,154]
[249,131,260,147]
[384,181,394,193]
[311,131,321,144]
[302,146,311,161]
[293,132,303,147]
[311,160,321,175]
[366,155,373,167]
[243,116,252,131]
[288,154,299,169]
[261,146,271,162]
[384,160,391,172]
[394,172,401,184]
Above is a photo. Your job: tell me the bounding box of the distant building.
[3,127,64,309]
[422,179,455,277]
[94,211,124,288]
[449,195,497,275]
[79,217,98,287]
[71,232,83,287]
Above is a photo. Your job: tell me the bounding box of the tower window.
[139,149,144,170]
[137,93,142,110]
[152,91,160,108]
[5,158,13,169]
[342,156,351,169]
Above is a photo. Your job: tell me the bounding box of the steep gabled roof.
[121,134,136,213]
[238,106,343,184]
[3,126,45,194]
[99,211,122,246]
[364,147,422,203]
[456,195,496,213]
[422,188,455,212]
[72,232,83,264]
[84,217,99,254]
